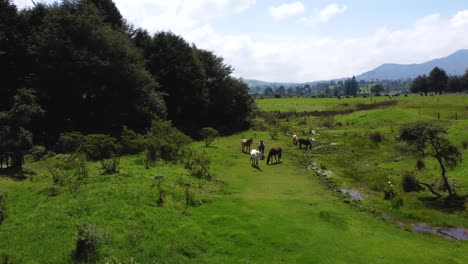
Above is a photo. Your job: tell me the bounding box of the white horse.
[250,149,262,166]
[292,134,298,145]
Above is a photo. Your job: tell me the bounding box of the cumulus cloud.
[450,10,468,27]
[269,2,305,21]
[299,3,347,26]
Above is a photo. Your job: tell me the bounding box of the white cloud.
[299,3,347,26]
[187,11,468,82]
[269,2,305,21]
[450,10,468,27]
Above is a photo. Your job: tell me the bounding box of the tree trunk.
[437,156,453,196]
[418,182,442,197]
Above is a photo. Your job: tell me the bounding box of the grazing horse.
[241,138,253,153]
[258,140,265,158]
[267,146,282,165]
[297,138,312,150]
[292,134,298,145]
[250,149,262,166]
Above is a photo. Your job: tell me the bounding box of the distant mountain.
[357,49,468,81]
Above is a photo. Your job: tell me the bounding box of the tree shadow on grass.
[0,167,34,181]
[418,195,467,213]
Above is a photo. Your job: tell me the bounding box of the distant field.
[256,94,468,120]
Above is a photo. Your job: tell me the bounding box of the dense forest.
[0,0,253,146]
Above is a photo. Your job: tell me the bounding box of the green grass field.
[1,94,468,263]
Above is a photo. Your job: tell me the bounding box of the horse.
[241,138,253,153]
[250,149,262,166]
[266,146,282,165]
[258,140,265,158]
[292,134,298,145]
[297,138,312,150]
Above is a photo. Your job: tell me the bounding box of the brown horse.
[241,138,253,153]
[266,146,282,165]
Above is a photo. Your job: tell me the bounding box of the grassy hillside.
[1,95,467,263]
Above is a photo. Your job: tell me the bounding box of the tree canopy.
[1,0,252,145]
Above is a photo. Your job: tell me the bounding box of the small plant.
[79,134,120,161]
[0,193,7,225]
[74,222,107,263]
[401,172,420,192]
[383,181,398,200]
[101,156,120,174]
[368,131,384,145]
[31,145,47,161]
[188,151,211,179]
[46,184,60,197]
[269,126,279,140]
[416,158,425,171]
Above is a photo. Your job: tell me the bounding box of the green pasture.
[1,94,468,263]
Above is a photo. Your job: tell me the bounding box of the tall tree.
[447,75,463,94]
[145,32,208,135]
[344,76,358,96]
[410,75,429,95]
[0,88,44,168]
[27,1,165,140]
[428,67,448,95]
[0,0,21,110]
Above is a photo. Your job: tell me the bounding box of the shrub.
[383,181,397,200]
[462,140,468,150]
[31,145,47,161]
[401,172,420,192]
[0,193,7,225]
[120,126,145,154]
[188,151,211,179]
[79,134,120,161]
[368,131,384,145]
[58,131,85,153]
[416,158,425,170]
[100,157,120,174]
[46,184,60,197]
[319,116,335,128]
[74,222,107,263]
[269,127,279,140]
[200,127,219,147]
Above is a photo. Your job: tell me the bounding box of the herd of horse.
[242,133,314,166]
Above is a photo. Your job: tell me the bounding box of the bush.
[120,126,145,154]
[79,134,120,161]
[31,145,47,161]
[46,184,60,197]
[100,157,120,174]
[383,181,397,200]
[368,131,384,145]
[416,158,425,170]
[188,151,211,179]
[58,131,85,153]
[0,193,7,225]
[74,222,107,263]
[200,127,219,147]
[401,172,420,192]
[319,116,335,128]
[269,127,279,140]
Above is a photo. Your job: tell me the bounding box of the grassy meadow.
[1,94,468,263]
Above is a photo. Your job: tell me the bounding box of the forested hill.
[357,49,468,81]
[0,0,252,143]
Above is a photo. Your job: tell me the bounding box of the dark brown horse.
[297,138,312,150]
[241,138,253,153]
[258,140,265,158]
[267,146,282,165]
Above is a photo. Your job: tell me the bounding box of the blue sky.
[13,0,468,82]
